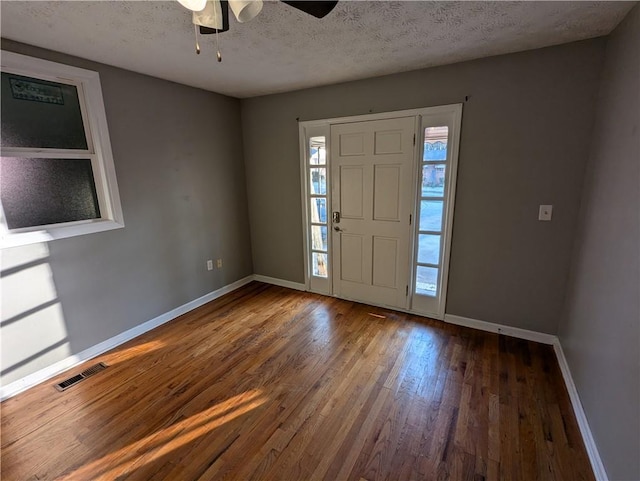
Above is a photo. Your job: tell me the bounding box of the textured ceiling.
[0,1,635,98]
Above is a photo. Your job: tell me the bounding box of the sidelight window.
[308,136,328,278]
[411,104,463,320]
[415,127,448,297]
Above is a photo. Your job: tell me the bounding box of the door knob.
[334,226,343,232]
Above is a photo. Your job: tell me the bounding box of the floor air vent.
[55,362,108,392]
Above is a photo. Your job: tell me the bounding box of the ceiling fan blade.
[281,1,338,18]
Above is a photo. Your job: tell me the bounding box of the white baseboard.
[552,341,609,481]
[252,274,306,291]
[0,275,254,401]
[443,314,557,345]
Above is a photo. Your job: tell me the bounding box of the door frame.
[299,104,463,319]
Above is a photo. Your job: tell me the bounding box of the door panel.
[339,133,365,156]
[341,234,364,282]
[374,130,404,154]
[373,165,401,221]
[372,236,398,288]
[331,116,415,309]
[340,166,365,219]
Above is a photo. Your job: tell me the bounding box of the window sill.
[1,218,125,249]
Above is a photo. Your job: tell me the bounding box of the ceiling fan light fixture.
[193,0,224,29]
[177,0,208,12]
[228,0,263,23]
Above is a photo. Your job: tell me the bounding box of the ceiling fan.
[177,0,338,61]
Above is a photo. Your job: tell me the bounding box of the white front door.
[330,117,416,309]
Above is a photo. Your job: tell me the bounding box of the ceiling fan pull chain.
[194,24,201,54]
[214,1,222,62]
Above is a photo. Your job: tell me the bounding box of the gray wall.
[241,39,605,333]
[0,40,253,385]
[558,5,640,480]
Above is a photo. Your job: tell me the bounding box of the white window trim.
[0,50,124,248]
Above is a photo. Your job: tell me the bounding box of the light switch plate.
[539,205,553,221]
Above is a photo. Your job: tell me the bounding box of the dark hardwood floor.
[1,282,594,480]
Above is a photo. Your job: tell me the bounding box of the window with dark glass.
[1,71,100,231]
[0,51,123,247]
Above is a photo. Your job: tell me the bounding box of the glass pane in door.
[423,126,448,161]
[416,266,438,296]
[421,164,446,197]
[418,234,441,265]
[419,200,444,232]
[312,252,328,277]
[310,137,326,165]
[311,225,328,251]
[310,168,326,195]
[310,198,327,223]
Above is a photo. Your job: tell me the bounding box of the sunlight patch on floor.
[60,389,268,480]
[101,339,167,365]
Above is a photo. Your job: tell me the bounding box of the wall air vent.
[54,362,108,392]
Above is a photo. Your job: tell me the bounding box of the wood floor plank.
[1,283,595,481]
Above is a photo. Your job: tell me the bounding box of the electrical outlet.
[538,205,553,221]
[207,260,213,271]
[216,258,223,269]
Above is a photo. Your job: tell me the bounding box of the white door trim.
[299,104,463,311]
[299,123,311,291]
[299,104,461,128]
